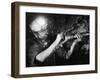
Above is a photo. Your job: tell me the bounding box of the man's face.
[36,29,48,39]
[30,16,48,39]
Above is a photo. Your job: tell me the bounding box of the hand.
[74,33,82,42]
[58,36,71,46]
[54,32,65,49]
[56,32,64,41]
[65,36,72,41]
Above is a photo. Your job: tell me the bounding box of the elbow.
[35,55,45,63]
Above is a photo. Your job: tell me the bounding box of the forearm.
[66,41,77,59]
[36,37,60,62]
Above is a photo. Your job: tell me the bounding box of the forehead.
[30,16,48,32]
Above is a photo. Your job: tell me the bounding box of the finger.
[76,34,79,39]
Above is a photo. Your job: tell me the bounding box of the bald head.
[30,16,48,32]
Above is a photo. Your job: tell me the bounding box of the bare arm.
[66,40,78,59]
[66,34,82,59]
[36,34,62,62]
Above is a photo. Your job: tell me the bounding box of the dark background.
[26,12,90,67]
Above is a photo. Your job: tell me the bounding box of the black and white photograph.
[11,2,97,78]
[26,13,90,67]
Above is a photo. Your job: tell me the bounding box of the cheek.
[41,31,48,35]
[38,32,48,38]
